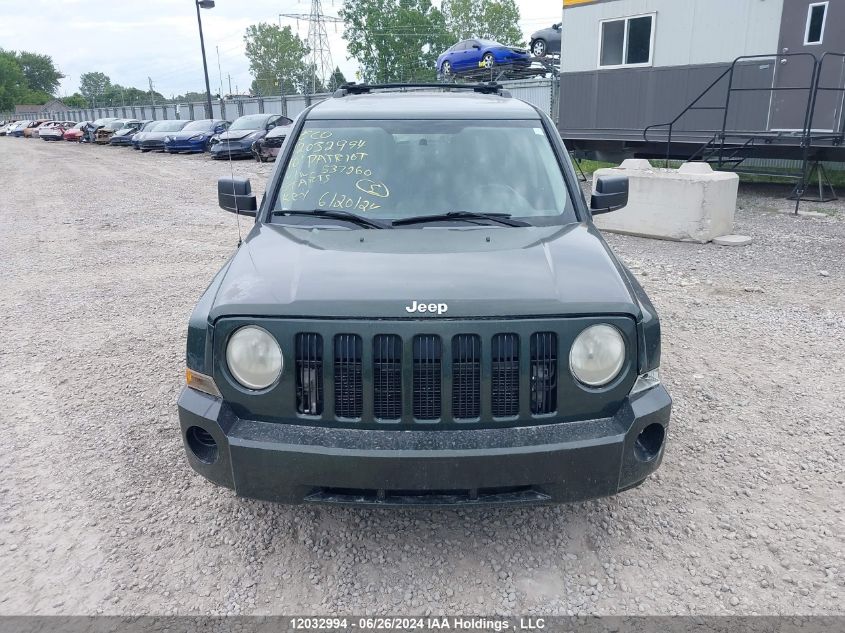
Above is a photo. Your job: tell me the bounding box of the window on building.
[599,14,654,68]
[805,2,828,45]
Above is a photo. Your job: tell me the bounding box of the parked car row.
[0,112,294,161]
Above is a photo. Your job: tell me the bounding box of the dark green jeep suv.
[178,83,671,506]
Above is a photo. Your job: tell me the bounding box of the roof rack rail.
[332,82,511,98]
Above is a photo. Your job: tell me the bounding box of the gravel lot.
[0,138,843,617]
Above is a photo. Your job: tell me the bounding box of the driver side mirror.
[553,23,561,31]
[472,44,481,49]
[218,178,257,216]
[590,175,628,215]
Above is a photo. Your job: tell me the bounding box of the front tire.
[439,60,453,81]
[532,39,548,57]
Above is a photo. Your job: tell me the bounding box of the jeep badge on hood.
[405,301,449,315]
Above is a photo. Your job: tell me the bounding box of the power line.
[280,1,340,92]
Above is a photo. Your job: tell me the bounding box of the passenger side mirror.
[218,178,257,216]
[590,175,629,215]
[553,23,561,31]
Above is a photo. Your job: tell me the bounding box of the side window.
[805,2,828,45]
[599,14,654,68]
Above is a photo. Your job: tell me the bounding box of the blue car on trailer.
[437,39,531,79]
[164,119,229,153]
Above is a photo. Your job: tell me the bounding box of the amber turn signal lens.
[185,368,222,398]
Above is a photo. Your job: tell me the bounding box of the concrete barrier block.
[592,162,740,243]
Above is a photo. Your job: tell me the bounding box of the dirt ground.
[0,138,842,616]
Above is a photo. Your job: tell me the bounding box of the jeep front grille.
[491,334,520,417]
[295,333,323,415]
[373,334,402,420]
[334,334,363,418]
[530,332,557,415]
[452,334,481,419]
[413,335,442,420]
[290,330,564,424]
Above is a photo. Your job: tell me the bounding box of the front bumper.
[140,140,165,151]
[210,140,253,159]
[110,136,134,146]
[165,139,207,152]
[178,385,671,506]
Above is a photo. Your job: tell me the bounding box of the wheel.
[481,53,495,69]
[440,60,452,79]
[532,39,547,57]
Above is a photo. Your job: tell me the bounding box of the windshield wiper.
[392,211,530,227]
[273,209,392,229]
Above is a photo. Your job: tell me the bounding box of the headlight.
[210,136,220,144]
[226,326,283,390]
[164,135,173,142]
[569,324,626,387]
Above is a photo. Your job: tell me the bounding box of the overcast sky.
[0,0,562,99]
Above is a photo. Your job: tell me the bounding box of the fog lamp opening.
[634,423,665,462]
[186,426,218,464]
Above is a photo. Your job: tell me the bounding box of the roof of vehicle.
[309,90,540,121]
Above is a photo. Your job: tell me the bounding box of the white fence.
[5,79,558,124]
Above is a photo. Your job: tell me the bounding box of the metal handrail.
[809,52,845,142]
[642,66,732,147]
[643,53,821,167]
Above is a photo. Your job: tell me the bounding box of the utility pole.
[194,0,216,119]
[216,45,223,99]
[228,74,232,97]
[148,77,156,106]
[279,1,342,93]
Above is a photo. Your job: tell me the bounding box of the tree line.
[0,49,64,111]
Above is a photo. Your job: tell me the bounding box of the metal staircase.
[644,52,845,213]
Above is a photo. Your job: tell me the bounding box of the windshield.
[153,120,189,132]
[272,119,575,226]
[106,121,125,130]
[230,115,267,131]
[183,119,214,131]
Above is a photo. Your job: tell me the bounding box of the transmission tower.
[279,1,343,93]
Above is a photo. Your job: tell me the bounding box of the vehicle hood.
[208,223,640,321]
[169,129,212,141]
[144,130,178,140]
[113,127,136,137]
[265,125,291,139]
[217,129,261,141]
